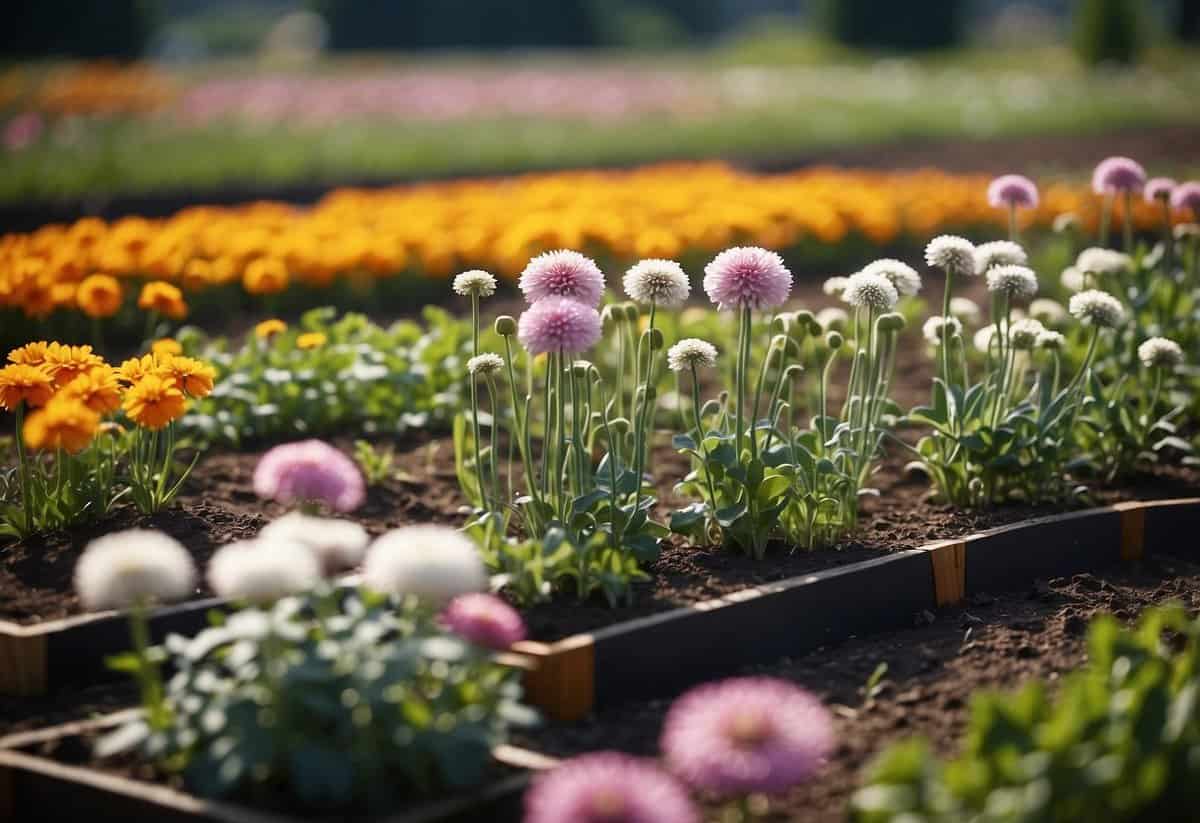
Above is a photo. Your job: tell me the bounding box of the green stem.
[503,336,540,507]
[1122,189,1134,253]
[632,303,657,520]
[14,405,33,532]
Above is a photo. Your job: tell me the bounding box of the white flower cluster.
[922,315,963,346]
[1137,337,1185,369]
[667,338,719,372]
[985,264,1039,300]
[623,259,691,307]
[842,271,899,311]
[452,269,498,298]
[924,235,977,277]
[1069,289,1126,328]
[467,352,505,376]
[1075,247,1131,276]
[860,258,922,297]
[974,240,1027,275]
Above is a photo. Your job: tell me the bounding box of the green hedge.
[1074,0,1143,65]
[817,0,964,51]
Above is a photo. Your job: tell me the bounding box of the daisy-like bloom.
[76,274,123,319]
[254,318,287,339]
[987,174,1039,209]
[1144,177,1177,203]
[253,439,366,512]
[1008,317,1046,350]
[973,240,1027,275]
[667,338,718,372]
[1053,213,1081,234]
[116,353,168,386]
[74,530,196,611]
[0,363,54,411]
[660,676,835,797]
[1138,336,1185,369]
[524,752,699,823]
[703,246,793,311]
[860,258,921,297]
[623,259,690,307]
[23,395,100,453]
[137,281,188,320]
[43,342,105,387]
[452,269,498,298]
[61,366,122,414]
[243,257,290,295]
[258,511,370,574]
[363,524,487,603]
[467,352,505,376]
[924,235,976,277]
[519,250,605,307]
[1092,156,1146,194]
[441,592,527,650]
[822,276,850,297]
[922,315,962,346]
[1172,182,1200,216]
[974,325,999,353]
[986,264,1038,300]
[948,297,981,322]
[158,355,215,398]
[841,271,899,312]
[7,341,50,367]
[151,338,183,357]
[1069,289,1126,328]
[815,306,849,330]
[1037,329,1066,350]
[1061,266,1086,293]
[1028,298,1066,325]
[296,332,327,350]
[517,297,602,356]
[207,539,322,602]
[1076,247,1132,276]
[123,374,187,430]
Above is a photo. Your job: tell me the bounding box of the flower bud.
[494,315,516,336]
[878,312,906,333]
[623,303,640,324]
[572,360,592,378]
[825,331,844,350]
[644,328,665,350]
[601,305,620,330]
[784,364,805,382]
[609,417,631,435]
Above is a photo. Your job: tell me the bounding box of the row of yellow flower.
[0,162,1178,321]
[0,341,215,452]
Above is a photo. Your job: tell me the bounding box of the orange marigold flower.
[123,374,187,430]
[60,366,122,414]
[137,281,188,320]
[151,338,183,357]
[160,355,215,398]
[43,342,106,387]
[243,257,290,295]
[254,318,287,339]
[76,274,124,318]
[117,353,169,385]
[8,341,50,367]
[0,363,55,411]
[296,332,327,350]
[23,395,100,454]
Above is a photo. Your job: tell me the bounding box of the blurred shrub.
[1073,0,1143,64]
[817,0,964,51]
[1,0,158,59]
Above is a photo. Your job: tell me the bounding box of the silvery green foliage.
[97,588,534,810]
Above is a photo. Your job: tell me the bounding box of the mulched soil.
[515,553,1200,822]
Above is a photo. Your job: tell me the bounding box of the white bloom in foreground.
[623,259,690,307]
[973,240,1027,275]
[258,511,370,574]
[363,525,486,604]
[860,258,922,297]
[452,270,498,298]
[74,530,196,611]
[1037,330,1066,350]
[974,325,999,353]
[1028,298,1066,325]
[1061,266,1086,293]
[1076,247,1131,276]
[986,264,1038,300]
[667,338,719,372]
[1009,317,1046,349]
[949,297,981,321]
[822,276,850,297]
[467,352,505,376]
[922,315,962,346]
[842,271,899,312]
[924,235,976,276]
[1138,337,1185,369]
[207,539,322,602]
[815,306,849,330]
[1069,289,1125,328]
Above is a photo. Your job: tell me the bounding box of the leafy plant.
[353,439,395,486]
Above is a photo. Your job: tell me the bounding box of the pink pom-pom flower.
[660,676,834,797]
[1144,177,1177,203]
[703,246,792,311]
[441,593,526,650]
[1092,156,1146,195]
[519,250,606,307]
[253,439,365,513]
[524,752,700,823]
[987,174,1039,209]
[516,296,602,356]
[1172,181,1200,215]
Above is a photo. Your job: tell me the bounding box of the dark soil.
[515,553,1200,823]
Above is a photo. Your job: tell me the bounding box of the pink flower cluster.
[516,251,605,356]
[253,439,365,512]
[441,592,526,649]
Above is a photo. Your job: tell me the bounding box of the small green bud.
[609,417,631,435]
[784,364,805,382]
[571,360,592,378]
[494,315,516,336]
[623,303,640,324]
[645,328,665,350]
[826,331,844,350]
[601,305,621,329]
[878,312,906,333]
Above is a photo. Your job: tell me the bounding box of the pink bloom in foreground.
[253,439,365,512]
[660,676,834,797]
[703,246,792,311]
[1144,177,1177,203]
[1092,156,1146,195]
[1172,181,1200,215]
[519,250,606,307]
[524,752,699,823]
[517,296,602,356]
[441,592,526,649]
[987,174,1039,209]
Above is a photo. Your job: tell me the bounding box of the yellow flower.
[117,353,169,385]
[76,274,124,318]
[160,355,215,398]
[0,363,55,411]
[138,281,188,320]
[243,257,290,295]
[7,341,50,367]
[296,332,327,350]
[254,318,287,340]
[23,395,100,454]
[151,338,183,357]
[60,366,123,414]
[123,374,186,430]
[42,342,106,388]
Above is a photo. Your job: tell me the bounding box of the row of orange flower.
[1,62,173,117]
[0,162,1181,322]
[0,340,215,451]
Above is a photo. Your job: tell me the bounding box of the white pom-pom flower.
[922,315,963,346]
[860,258,922,298]
[1037,330,1066,350]
[667,338,718,372]
[258,511,370,574]
[1138,337,1185,369]
[363,524,486,604]
[986,264,1038,300]
[1061,266,1086,293]
[815,306,849,330]
[949,297,981,321]
[1069,289,1125,328]
[74,530,197,611]
[924,235,977,277]
[207,539,323,603]
[1028,298,1066,324]
[842,271,899,312]
[974,240,1027,275]
[1008,317,1046,349]
[467,353,505,376]
[1076,247,1131,276]
[623,259,690,307]
[974,325,999,353]
[452,270,497,298]
[822,276,850,297]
